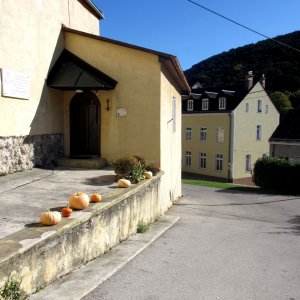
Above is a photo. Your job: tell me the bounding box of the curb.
[30,214,180,300]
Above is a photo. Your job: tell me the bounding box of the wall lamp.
[106,98,110,111]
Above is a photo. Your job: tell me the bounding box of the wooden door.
[70,91,100,157]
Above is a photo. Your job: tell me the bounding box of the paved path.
[83,184,300,300]
[0,168,116,239]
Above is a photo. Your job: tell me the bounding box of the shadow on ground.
[84,175,116,186]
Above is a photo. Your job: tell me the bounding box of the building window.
[200,127,207,142]
[172,97,176,132]
[257,99,262,112]
[246,103,249,112]
[216,127,224,143]
[199,152,207,169]
[265,104,269,113]
[245,154,251,171]
[219,97,226,110]
[215,154,223,171]
[256,125,262,140]
[185,151,191,167]
[185,128,192,140]
[187,100,194,111]
[202,98,209,110]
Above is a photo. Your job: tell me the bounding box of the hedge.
[252,155,300,193]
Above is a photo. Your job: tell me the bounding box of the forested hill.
[184,31,300,93]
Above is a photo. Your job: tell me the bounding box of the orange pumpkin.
[61,206,72,217]
[69,192,89,210]
[40,210,61,226]
[90,193,102,203]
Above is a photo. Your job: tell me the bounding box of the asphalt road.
[83,184,300,300]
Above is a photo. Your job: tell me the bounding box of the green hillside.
[184,31,300,93]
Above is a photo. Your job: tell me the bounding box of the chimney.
[245,71,254,90]
[260,74,266,89]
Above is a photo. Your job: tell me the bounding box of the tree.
[270,91,292,115]
[289,90,300,108]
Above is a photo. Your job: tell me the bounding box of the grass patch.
[182,178,299,195]
[137,220,149,233]
[0,277,22,300]
[182,179,257,193]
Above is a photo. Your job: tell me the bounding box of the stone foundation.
[0,134,64,176]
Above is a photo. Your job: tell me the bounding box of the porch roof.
[46,49,117,90]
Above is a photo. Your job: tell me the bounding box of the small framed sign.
[116,107,127,117]
[1,68,30,100]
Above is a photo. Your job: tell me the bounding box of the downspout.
[228,111,235,182]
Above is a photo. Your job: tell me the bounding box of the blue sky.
[94,0,299,71]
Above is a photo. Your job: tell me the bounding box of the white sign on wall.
[1,68,30,100]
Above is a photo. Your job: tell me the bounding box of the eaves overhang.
[47,49,117,90]
[63,27,191,96]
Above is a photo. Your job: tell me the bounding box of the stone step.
[56,157,106,169]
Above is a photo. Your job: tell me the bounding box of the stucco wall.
[233,83,279,178]
[160,65,182,205]
[0,0,99,137]
[64,32,161,163]
[182,113,230,179]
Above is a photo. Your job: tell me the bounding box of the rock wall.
[0,134,64,175]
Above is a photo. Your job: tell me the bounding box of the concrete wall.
[233,82,280,178]
[182,113,230,179]
[0,173,163,296]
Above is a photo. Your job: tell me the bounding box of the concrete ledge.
[0,172,164,296]
[31,214,180,300]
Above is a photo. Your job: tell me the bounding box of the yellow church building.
[0,0,190,205]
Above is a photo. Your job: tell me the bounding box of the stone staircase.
[56,157,106,169]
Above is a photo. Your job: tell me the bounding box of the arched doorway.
[70,91,100,158]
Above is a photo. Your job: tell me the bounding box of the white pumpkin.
[143,171,153,179]
[40,210,61,226]
[118,178,131,188]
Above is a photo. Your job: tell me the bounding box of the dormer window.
[219,97,226,110]
[187,99,194,111]
[202,98,209,110]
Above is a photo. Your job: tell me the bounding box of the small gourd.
[40,210,61,226]
[61,206,72,217]
[143,171,153,179]
[117,178,131,188]
[90,193,102,203]
[69,192,89,210]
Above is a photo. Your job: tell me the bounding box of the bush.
[132,155,146,169]
[145,161,160,175]
[253,155,300,193]
[113,155,138,177]
[113,154,146,183]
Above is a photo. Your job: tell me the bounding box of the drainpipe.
[228,111,235,182]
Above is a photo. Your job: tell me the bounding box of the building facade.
[0,0,189,205]
[182,72,279,181]
[269,108,300,162]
